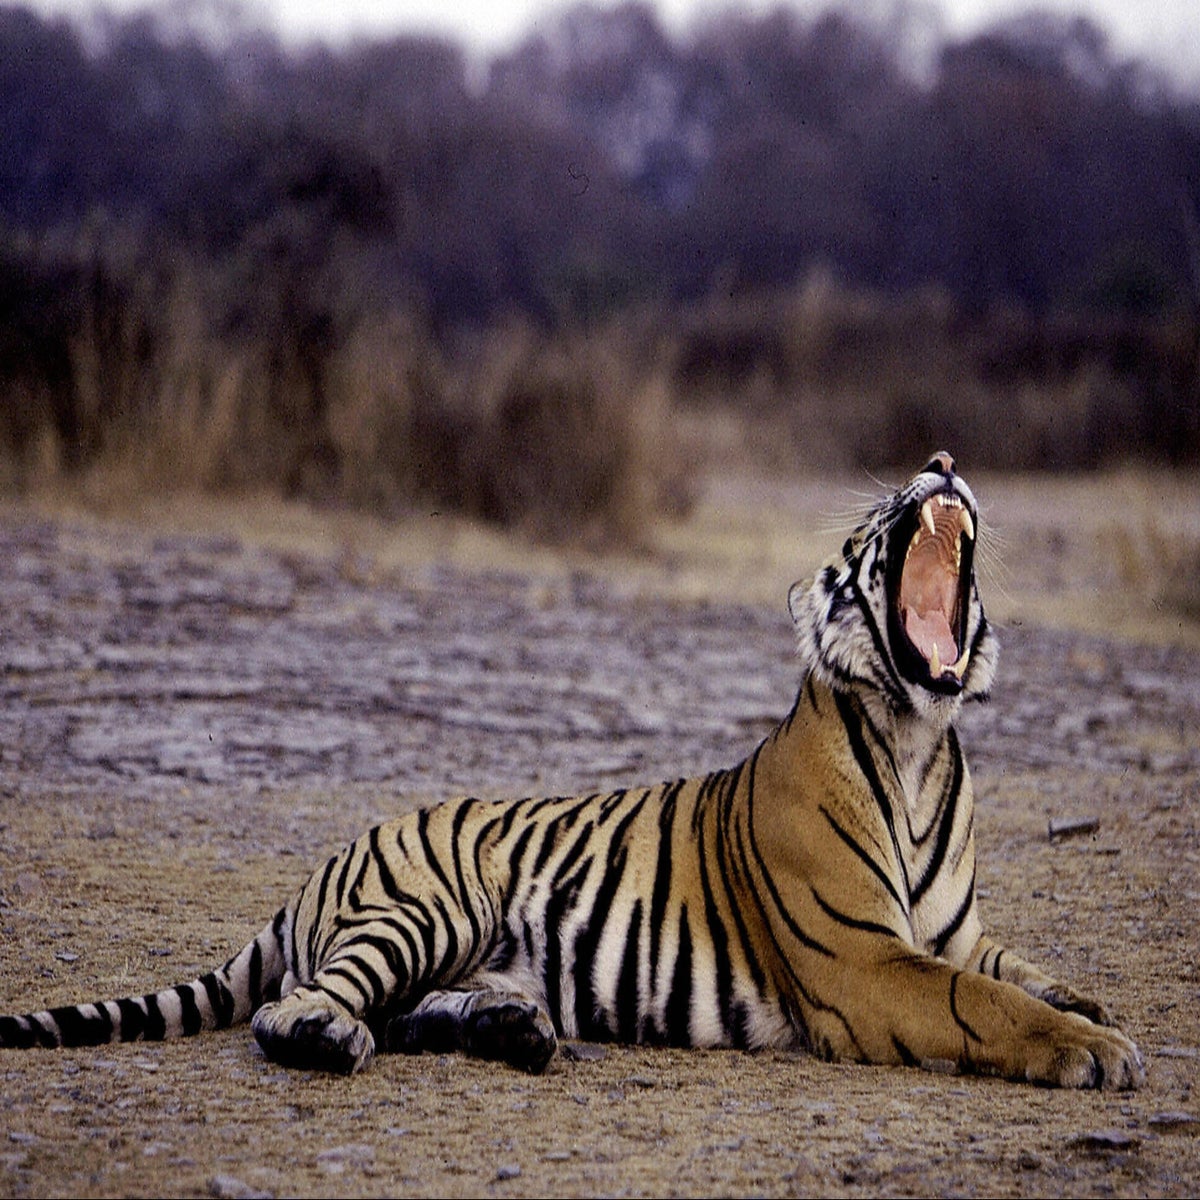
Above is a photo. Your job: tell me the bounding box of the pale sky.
[24,0,1200,83]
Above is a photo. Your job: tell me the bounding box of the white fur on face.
[789,467,998,721]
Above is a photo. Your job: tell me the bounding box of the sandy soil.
[1,467,1198,1198]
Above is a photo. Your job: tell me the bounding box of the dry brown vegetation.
[4,246,1196,550]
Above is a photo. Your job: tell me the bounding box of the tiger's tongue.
[905,609,958,668]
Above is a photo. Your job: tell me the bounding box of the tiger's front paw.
[1032,981,1115,1027]
[1024,1012,1144,1090]
[252,994,375,1075]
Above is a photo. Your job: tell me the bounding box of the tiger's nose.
[923,451,956,477]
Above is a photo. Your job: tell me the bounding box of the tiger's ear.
[787,579,807,626]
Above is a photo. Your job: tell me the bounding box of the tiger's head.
[788,451,998,720]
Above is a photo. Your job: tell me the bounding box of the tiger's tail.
[0,908,289,1051]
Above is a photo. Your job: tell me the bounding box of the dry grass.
[673,278,1198,475]
[1,245,1195,550]
[0,246,688,543]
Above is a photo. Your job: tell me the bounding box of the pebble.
[560,1041,607,1062]
[315,1143,375,1169]
[1148,1111,1200,1135]
[1066,1129,1141,1154]
[207,1174,273,1199]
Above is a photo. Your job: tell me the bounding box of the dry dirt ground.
[1,467,1198,1198]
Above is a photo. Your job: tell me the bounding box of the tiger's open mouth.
[888,488,976,693]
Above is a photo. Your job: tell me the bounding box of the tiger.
[0,452,1144,1089]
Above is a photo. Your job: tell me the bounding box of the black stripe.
[571,850,627,1040]
[378,906,426,992]
[304,853,341,977]
[373,827,407,902]
[247,939,265,1011]
[740,743,835,960]
[116,997,148,1042]
[531,796,597,878]
[201,972,235,1027]
[779,686,804,735]
[316,844,367,964]
[690,767,727,835]
[664,906,693,1044]
[321,960,373,1007]
[615,899,643,1044]
[966,616,993,699]
[344,943,388,1006]
[542,864,586,1033]
[415,807,458,899]
[849,560,909,705]
[695,842,735,1043]
[907,744,947,842]
[949,971,982,1043]
[833,690,911,906]
[810,885,902,939]
[142,994,167,1040]
[430,892,461,981]
[333,840,359,907]
[47,1002,112,1047]
[272,906,291,978]
[891,1034,920,1067]
[569,793,649,1039]
[448,799,484,951]
[647,780,685,1000]
[819,804,907,915]
[178,985,203,1035]
[932,868,975,957]
[710,760,771,1001]
[910,739,964,905]
[504,823,537,897]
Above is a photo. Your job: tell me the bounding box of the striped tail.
[0,909,289,1050]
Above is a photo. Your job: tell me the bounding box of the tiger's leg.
[808,943,1144,1089]
[251,911,456,1075]
[965,934,1114,1026]
[383,980,558,1074]
[251,982,375,1074]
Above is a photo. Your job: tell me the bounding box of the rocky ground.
[0,470,1198,1198]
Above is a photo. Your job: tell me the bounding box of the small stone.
[1148,1111,1200,1135]
[207,1174,272,1200]
[495,1163,522,1181]
[1048,815,1100,842]
[316,1143,375,1168]
[11,873,42,898]
[559,1041,607,1062]
[920,1057,959,1075]
[1066,1129,1140,1154]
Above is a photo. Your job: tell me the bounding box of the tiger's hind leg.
[383,986,558,1074]
[251,986,375,1075]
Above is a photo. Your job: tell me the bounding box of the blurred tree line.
[1,0,1198,530]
